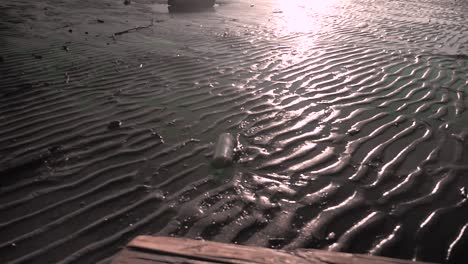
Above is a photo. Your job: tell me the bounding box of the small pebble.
[48,145,62,153]
[152,190,165,200]
[347,128,359,136]
[357,22,368,28]
[461,187,467,198]
[108,120,122,129]
[326,232,336,240]
[124,0,131,5]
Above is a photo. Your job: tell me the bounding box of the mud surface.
[0,0,467,263]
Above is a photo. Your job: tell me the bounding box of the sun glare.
[272,0,344,34]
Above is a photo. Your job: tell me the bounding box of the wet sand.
[0,0,467,263]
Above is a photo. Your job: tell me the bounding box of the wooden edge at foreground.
[111,235,436,264]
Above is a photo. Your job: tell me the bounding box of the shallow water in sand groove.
[0,0,467,263]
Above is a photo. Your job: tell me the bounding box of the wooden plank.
[111,236,435,264]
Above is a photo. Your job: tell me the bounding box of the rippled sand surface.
[0,0,467,263]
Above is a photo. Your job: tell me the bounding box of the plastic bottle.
[212,133,235,168]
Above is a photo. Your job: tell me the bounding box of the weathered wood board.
[111,236,435,264]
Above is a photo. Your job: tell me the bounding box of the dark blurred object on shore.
[168,0,215,12]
